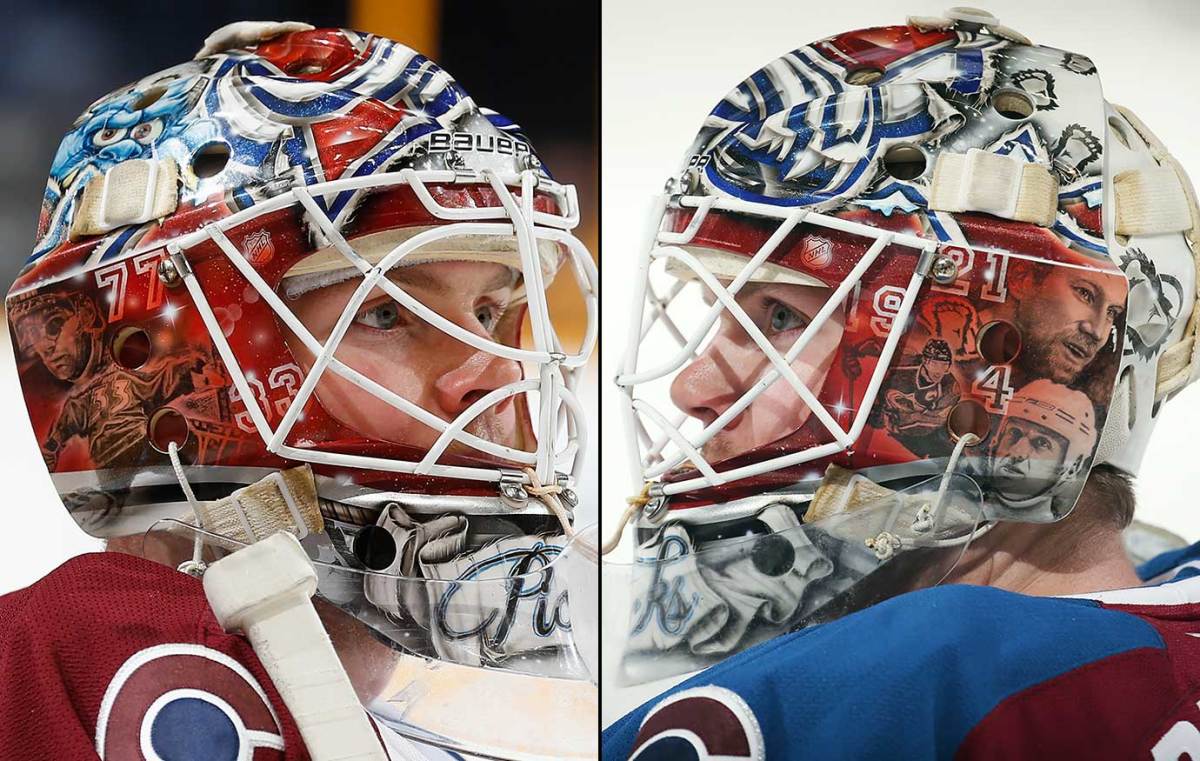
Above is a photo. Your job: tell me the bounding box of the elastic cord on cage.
[601,484,652,556]
[167,441,208,577]
[521,467,576,539]
[906,431,993,553]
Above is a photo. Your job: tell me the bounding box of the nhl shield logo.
[628,685,765,760]
[244,229,275,266]
[800,237,832,270]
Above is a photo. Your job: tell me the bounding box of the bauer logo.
[428,130,531,157]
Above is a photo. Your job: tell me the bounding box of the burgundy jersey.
[0,551,310,760]
[604,541,1200,760]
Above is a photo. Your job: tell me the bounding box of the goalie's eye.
[93,126,127,147]
[354,300,404,331]
[767,300,808,333]
[475,303,505,333]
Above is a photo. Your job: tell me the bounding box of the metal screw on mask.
[931,255,960,284]
[157,257,182,287]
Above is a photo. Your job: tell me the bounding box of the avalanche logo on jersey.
[95,643,286,760]
[627,686,764,761]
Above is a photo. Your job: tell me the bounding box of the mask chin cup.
[141,517,595,682]
[602,470,985,686]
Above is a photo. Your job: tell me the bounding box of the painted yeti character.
[35,70,215,258]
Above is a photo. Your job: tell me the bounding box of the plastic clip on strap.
[929,149,1059,227]
[204,532,386,761]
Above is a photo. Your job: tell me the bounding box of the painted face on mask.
[990,417,1069,502]
[1011,267,1125,385]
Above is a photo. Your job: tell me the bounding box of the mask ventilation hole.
[845,66,884,86]
[133,85,167,111]
[991,89,1035,121]
[947,400,990,442]
[287,60,326,76]
[976,320,1022,365]
[1120,365,1138,429]
[353,525,398,571]
[882,144,927,180]
[1108,116,1132,150]
[112,327,152,369]
[191,143,230,179]
[148,408,190,454]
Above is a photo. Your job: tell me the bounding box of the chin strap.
[204,532,387,761]
[166,442,324,576]
[165,446,383,758]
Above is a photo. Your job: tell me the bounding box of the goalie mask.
[7,22,597,759]
[608,8,1200,683]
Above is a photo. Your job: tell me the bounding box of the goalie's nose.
[434,349,523,418]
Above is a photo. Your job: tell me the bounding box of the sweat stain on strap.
[929,149,1059,227]
[69,158,179,240]
[1113,105,1200,399]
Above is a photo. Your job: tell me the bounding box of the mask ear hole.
[148,407,190,453]
[947,399,990,442]
[991,89,1034,120]
[113,326,152,369]
[353,525,398,571]
[1108,116,1132,150]
[191,143,230,179]
[977,320,1022,365]
[883,144,927,180]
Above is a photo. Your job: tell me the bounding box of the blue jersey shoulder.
[1138,539,1200,582]
[604,583,1163,760]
